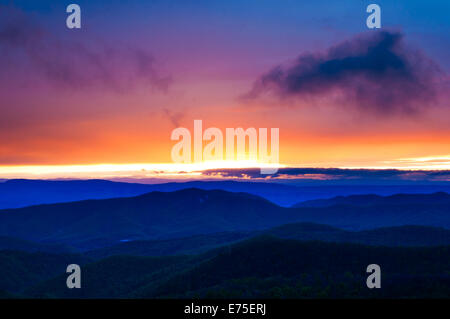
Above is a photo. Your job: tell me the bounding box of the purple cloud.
[0,5,171,92]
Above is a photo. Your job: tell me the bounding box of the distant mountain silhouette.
[1,189,450,250]
[294,192,450,207]
[3,178,450,209]
[0,179,158,209]
[0,179,302,208]
[0,189,291,249]
[24,237,450,298]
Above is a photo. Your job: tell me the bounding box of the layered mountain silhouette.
[85,231,251,259]
[0,179,306,208]
[1,189,450,250]
[0,189,287,249]
[3,179,450,209]
[1,187,450,299]
[294,192,450,207]
[86,224,450,259]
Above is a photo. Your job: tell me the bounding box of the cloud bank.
[245,30,440,114]
[201,167,450,182]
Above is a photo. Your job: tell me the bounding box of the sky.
[0,0,449,179]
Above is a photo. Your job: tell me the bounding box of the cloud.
[162,107,185,127]
[0,5,171,92]
[244,30,440,114]
[200,167,450,182]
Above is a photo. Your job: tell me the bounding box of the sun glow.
[374,155,450,170]
[0,156,449,180]
[0,161,285,179]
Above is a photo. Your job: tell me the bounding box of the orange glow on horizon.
[0,156,449,180]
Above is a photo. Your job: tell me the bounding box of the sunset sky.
[0,0,449,179]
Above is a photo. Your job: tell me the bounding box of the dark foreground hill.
[264,223,450,247]
[1,189,450,250]
[0,250,90,294]
[24,237,450,298]
[0,223,447,260]
[85,231,251,259]
[0,236,75,254]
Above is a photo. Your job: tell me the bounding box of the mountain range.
[3,178,450,209]
[1,183,450,299]
[1,188,450,250]
[294,192,450,207]
[85,224,450,259]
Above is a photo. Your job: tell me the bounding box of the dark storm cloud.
[201,167,450,182]
[0,5,171,92]
[244,31,439,114]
